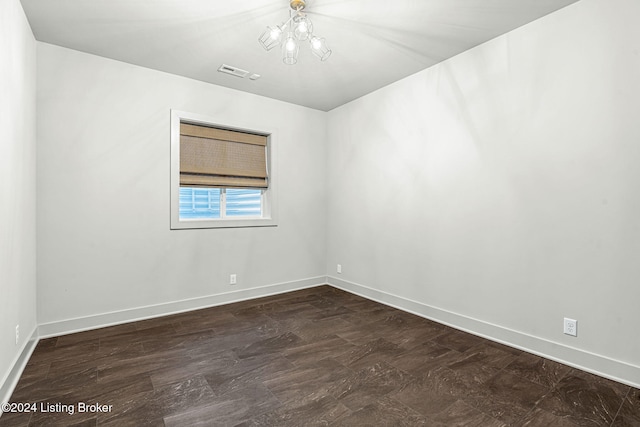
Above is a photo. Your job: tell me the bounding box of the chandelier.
[258,0,331,65]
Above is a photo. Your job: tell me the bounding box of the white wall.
[36,43,327,329]
[327,0,640,385]
[0,0,37,400]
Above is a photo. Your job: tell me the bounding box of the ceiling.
[20,0,580,111]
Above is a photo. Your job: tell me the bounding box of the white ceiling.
[20,0,579,111]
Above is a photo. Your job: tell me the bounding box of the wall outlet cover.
[564,318,577,337]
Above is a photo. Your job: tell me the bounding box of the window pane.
[225,188,262,217]
[179,187,221,219]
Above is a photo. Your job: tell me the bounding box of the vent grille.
[218,64,250,78]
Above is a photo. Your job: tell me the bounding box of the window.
[170,110,277,229]
[178,187,262,219]
[179,187,221,219]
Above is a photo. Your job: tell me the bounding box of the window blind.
[179,123,268,188]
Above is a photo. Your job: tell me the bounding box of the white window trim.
[170,109,278,229]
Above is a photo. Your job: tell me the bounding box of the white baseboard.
[327,275,640,389]
[38,276,328,338]
[0,327,39,413]
[1,277,327,411]
[5,274,637,415]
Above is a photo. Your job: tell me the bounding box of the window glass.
[226,188,262,217]
[178,187,262,220]
[179,187,220,219]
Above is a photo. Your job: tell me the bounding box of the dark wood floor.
[1,285,638,426]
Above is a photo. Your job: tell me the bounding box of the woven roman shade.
[180,123,268,188]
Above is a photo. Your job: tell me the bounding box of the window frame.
[170,109,278,229]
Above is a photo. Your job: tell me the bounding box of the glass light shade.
[258,25,283,51]
[282,33,299,64]
[293,15,313,41]
[310,36,332,61]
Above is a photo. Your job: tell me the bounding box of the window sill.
[171,217,278,230]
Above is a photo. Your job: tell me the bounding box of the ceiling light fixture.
[258,0,331,65]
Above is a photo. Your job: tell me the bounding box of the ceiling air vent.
[218,64,250,78]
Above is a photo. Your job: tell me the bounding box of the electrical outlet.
[230,274,237,285]
[15,324,19,345]
[564,318,577,337]
[337,264,342,274]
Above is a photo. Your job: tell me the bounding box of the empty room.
[1,0,639,425]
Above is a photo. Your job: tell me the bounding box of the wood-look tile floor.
[1,285,639,426]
